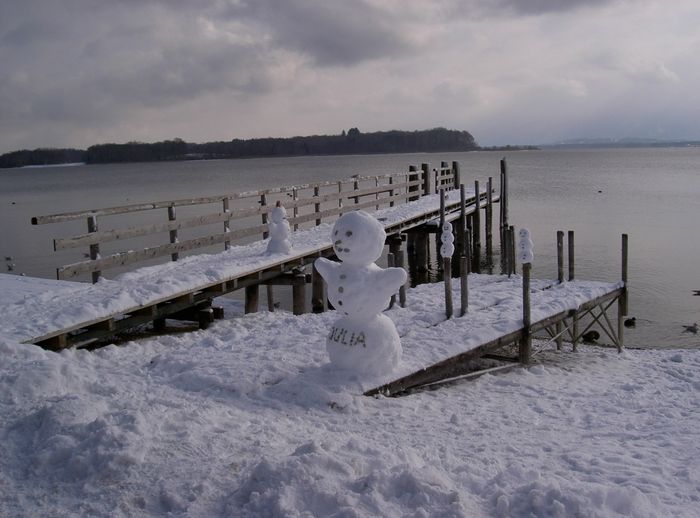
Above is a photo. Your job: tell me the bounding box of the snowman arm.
[383,267,408,290]
[314,257,337,281]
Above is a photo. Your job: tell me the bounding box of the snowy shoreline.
[1,279,698,517]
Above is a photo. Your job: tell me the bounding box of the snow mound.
[229,440,469,517]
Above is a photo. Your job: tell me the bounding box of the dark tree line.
[0,148,85,169]
[0,128,479,168]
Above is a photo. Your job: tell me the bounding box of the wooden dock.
[3,161,502,349]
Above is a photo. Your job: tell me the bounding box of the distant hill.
[0,128,479,168]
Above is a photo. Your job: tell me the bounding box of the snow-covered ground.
[1,279,698,517]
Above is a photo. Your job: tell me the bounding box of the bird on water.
[682,323,698,334]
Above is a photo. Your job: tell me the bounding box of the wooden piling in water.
[472,180,481,273]
[486,176,493,261]
[568,230,575,281]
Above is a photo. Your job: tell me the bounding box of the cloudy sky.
[1,0,699,153]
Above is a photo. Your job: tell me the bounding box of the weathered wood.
[444,257,453,318]
[245,285,259,314]
[223,198,231,250]
[312,262,325,313]
[87,215,100,283]
[314,185,321,225]
[396,239,407,308]
[452,161,461,190]
[422,163,434,196]
[408,165,420,202]
[472,180,481,273]
[557,230,564,283]
[618,233,629,352]
[292,188,299,231]
[568,230,575,281]
[57,227,267,279]
[509,226,516,276]
[460,255,468,316]
[486,177,493,260]
[387,253,396,309]
[168,205,179,261]
[292,270,307,315]
[519,262,532,363]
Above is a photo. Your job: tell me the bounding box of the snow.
[1,275,698,517]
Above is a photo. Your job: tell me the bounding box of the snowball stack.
[440,221,455,258]
[517,228,534,264]
[266,202,292,255]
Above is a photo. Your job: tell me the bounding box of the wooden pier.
[5,161,500,349]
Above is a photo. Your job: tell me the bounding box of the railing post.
[452,161,461,190]
[337,181,343,215]
[556,230,565,350]
[389,176,395,207]
[87,215,101,283]
[292,188,299,231]
[314,185,322,226]
[421,163,434,197]
[168,204,179,261]
[408,166,419,201]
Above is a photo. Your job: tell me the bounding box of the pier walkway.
[0,188,484,349]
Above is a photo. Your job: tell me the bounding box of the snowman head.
[331,210,386,266]
[270,203,288,223]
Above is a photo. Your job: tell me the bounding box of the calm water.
[1,148,699,348]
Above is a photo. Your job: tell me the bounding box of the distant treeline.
[0,128,479,168]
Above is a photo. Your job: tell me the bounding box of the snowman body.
[315,211,407,375]
[266,205,292,255]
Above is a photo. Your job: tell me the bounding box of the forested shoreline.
[0,128,483,168]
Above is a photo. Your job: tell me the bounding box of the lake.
[1,148,699,348]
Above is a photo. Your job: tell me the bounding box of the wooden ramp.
[365,276,625,397]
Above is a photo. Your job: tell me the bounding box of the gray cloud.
[227,0,410,66]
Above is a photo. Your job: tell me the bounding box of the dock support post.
[388,253,396,309]
[388,234,406,307]
[486,176,493,263]
[312,263,325,313]
[245,285,259,314]
[472,180,481,273]
[520,262,532,363]
[618,233,629,352]
[568,230,575,281]
[87,215,101,283]
[292,269,307,315]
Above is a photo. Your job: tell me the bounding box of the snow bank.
[1,278,698,517]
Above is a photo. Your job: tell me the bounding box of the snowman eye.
[346,231,353,237]
[334,230,338,236]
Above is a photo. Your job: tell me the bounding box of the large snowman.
[315,210,407,375]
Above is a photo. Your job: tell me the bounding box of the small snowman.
[315,210,407,376]
[266,201,292,255]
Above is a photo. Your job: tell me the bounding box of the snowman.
[266,201,292,255]
[314,210,407,375]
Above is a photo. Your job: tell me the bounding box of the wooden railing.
[32,162,460,282]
